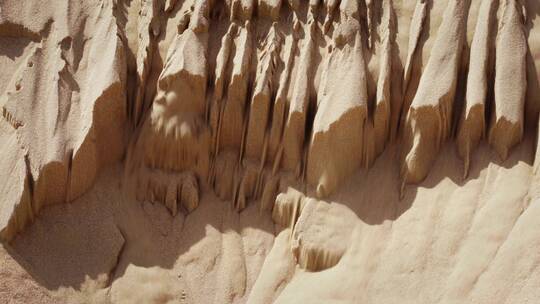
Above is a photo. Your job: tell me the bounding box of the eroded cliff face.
[1,0,540,303]
[0,0,127,241]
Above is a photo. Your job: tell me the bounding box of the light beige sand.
[1,0,540,303]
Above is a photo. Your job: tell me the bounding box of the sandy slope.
[1,0,540,303]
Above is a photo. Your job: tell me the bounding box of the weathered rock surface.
[1,0,540,303]
[0,0,126,240]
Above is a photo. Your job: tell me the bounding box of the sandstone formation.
[1,0,540,303]
[0,0,126,240]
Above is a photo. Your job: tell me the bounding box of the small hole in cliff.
[15,84,21,91]
[60,37,72,50]
[28,62,33,67]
